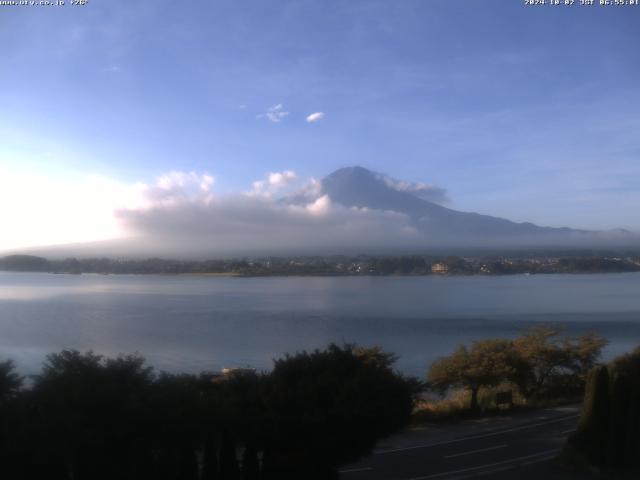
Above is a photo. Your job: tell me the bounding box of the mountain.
[293,166,630,248]
[8,166,635,259]
[0,254,50,272]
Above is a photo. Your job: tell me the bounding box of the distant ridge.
[4,166,636,259]
[292,166,631,247]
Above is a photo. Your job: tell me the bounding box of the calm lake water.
[1,271,639,377]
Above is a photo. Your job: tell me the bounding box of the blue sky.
[1,0,639,250]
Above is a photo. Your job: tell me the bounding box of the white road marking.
[561,428,576,435]
[375,414,578,455]
[474,466,513,477]
[446,465,513,480]
[406,448,560,479]
[339,466,373,474]
[520,453,558,466]
[444,444,507,459]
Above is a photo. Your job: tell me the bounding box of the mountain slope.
[8,166,635,259]
[314,166,615,245]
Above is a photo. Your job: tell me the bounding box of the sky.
[1,0,639,252]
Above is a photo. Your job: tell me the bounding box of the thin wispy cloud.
[376,173,449,205]
[257,104,289,123]
[305,112,325,123]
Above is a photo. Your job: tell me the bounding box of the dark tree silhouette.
[241,441,260,480]
[566,346,640,469]
[219,429,240,480]
[28,350,155,480]
[0,344,419,480]
[0,359,23,403]
[262,344,420,477]
[201,434,220,480]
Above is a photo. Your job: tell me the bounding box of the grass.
[411,384,582,424]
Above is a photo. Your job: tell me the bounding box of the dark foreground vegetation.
[1,253,640,276]
[0,329,634,479]
[564,346,640,472]
[0,345,419,480]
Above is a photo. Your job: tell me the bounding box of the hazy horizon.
[0,164,638,258]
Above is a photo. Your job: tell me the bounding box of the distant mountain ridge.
[5,166,636,259]
[301,166,629,247]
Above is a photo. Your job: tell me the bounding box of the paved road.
[339,405,581,480]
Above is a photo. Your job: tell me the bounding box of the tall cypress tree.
[576,365,610,466]
[626,380,640,466]
[606,371,631,466]
[178,443,198,480]
[241,442,260,480]
[202,435,220,480]
[219,430,240,480]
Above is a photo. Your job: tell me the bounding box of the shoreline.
[2,270,640,278]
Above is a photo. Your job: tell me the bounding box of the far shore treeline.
[0,326,630,479]
[1,252,640,276]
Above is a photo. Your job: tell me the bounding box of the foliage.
[4,253,639,276]
[0,359,23,403]
[427,326,607,411]
[352,345,399,370]
[512,326,607,400]
[28,350,156,480]
[428,339,516,412]
[567,346,640,469]
[263,344,421,477]
[0,344,418,480]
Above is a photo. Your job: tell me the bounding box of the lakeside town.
[2,253,640,276]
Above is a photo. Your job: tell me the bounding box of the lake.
[1,271,639,377]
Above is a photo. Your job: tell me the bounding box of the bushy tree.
[428,339,516,412]
[0,359,22,403]
[567,346,640,468]
[353,345,399,370]
[512,326,606,400]
[29,350,155,480]
[262,344,420,478]
[428,327,607,410]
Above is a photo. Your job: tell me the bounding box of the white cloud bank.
[0,168,422,255]
[0,168,146,252]
[116,195,421,257]
[4,168,618,257]
[114,170,422,256]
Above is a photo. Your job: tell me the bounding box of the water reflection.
[0,272,639,376]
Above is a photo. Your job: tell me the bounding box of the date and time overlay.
[1,0,639,7]
[0,0,86,6]
[525,0,638,6]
